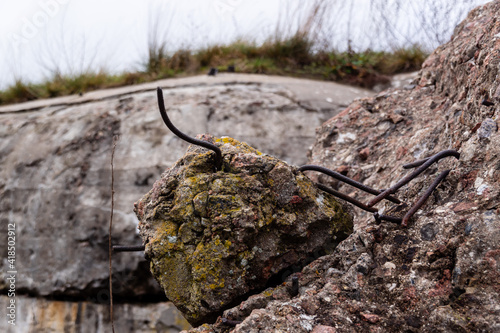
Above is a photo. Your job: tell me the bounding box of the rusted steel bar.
[221,318,242,326]
[291,276,299,297]
[373,212,403,224]
[403,157,429,169]
[299,165,401,204]
[157,87,223,171]
[315,183,378,213]
[401,169,451,226]
[367,150,459,207]
[112,245,145,252]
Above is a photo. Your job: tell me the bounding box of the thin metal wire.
[157,87,223,171]
[108,135,118,333]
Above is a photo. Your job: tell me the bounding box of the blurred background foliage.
[0,0,484,105]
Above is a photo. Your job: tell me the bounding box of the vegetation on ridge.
[1,0,441,106]
[0,36,427,106]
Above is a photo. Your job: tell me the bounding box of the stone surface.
[0,295,190,333]
[0,73,372,115]
[135,136,353,326]
[0,76,369,330]
[183,1,500,332]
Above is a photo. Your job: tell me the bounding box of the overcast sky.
[0,0,490,90]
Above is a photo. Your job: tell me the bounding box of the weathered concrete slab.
[0,73,372,114]
[0,295,190,333]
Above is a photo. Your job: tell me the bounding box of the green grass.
[0,35,428,106]
[0,72,143,105]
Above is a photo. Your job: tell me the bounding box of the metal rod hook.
[157,87,223,171]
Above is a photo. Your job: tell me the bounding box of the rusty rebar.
[367,150,459,207]
[291,276,299,297]
[401,169,450,226]
[221,318,242,326]
[373,212,403,224]
[157,87,223,171]
[299,165,401,204]
[112,245,145,252]
[403,157,429,169]
[315,183,378,213]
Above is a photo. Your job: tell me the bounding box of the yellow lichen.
[137,135,353,326]
[262,289,274,297]
[216,136,263,155]
[208,280,225,290]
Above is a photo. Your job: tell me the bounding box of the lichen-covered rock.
[135,135,353,326]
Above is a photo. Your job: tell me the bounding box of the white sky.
[0,0,490,90]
